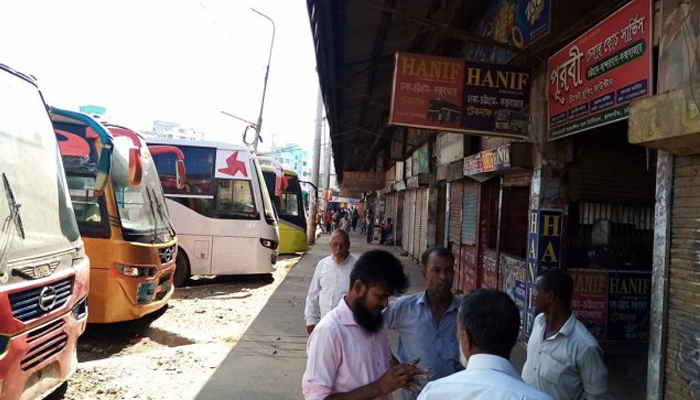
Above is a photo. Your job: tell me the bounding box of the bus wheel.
[173,250,191,287]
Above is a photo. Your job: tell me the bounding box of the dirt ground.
[47,256,300,400]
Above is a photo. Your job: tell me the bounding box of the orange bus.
[0,65,90,400]
[52,111,179,323]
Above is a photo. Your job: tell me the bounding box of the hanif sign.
[547,0,651,140]
[390,53,531,139]
[524,209,563,338]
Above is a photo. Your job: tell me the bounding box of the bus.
[259,160,307,254]
[51,112,178,323]
[146,139,279,287]
[0,65,90,400]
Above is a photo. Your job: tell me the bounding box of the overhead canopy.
[307,0,630,182]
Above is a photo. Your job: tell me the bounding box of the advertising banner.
[524,209,563,338]
[463,143,513,175]
[390,53,531,139]
[463,0,552,64]
[548,0,652,140]
[607,272,651,341]
[571,270,608,342]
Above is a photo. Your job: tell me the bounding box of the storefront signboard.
[524,209,563,338]
[342,171,385,191]
[390,53,531,139]
[548,0,652,140]
[607,271,651,341]
[463,143,513,175]
[463,0,552,64]
[571,270,608,342]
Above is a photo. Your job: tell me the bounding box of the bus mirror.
[95,147,112,196]
[176,159,187,189]
[129,148,143,187]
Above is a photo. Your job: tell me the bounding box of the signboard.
[515,280,527,328]
[463,0,552,64]
[437,133,464,165]
[414,144,429,175]
[463,63,531,136]
[548,0,652,140]
[463,144,513,175]
[607,272,651,341]
[342,171,385,191]
[524,209,563,338]
[390,53,531,139]
[571,270,608,342]
[339,188,363,199]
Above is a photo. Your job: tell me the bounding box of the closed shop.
[664,154,700,400]
[461,181,479,292]
[405,190,415,255]
[449,180,464,291]
[436,182,447,248]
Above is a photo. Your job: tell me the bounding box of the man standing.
[383,247,462,400]
[302,250,426,400]
[417,290,554,400]
[522,269,608,400]
[305,229,358,334]
[325,209,333,234]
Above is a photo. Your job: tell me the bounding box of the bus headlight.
[260,238,278,250]
[115,264,156,278]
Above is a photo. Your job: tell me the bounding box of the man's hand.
[376,363,428,395]
[306,324,316,335]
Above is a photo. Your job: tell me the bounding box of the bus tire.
[173,250,191,287]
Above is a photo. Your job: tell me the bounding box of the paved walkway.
[195,229,426,400]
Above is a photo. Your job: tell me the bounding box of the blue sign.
[523,209,563,338]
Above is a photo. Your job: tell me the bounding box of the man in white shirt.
[304,229,358,335]
[522,269,608,400]
[417,289,553,400]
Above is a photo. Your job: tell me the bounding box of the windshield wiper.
[2,173,25,240]
[144,187,158,244]
[152,189,175,238]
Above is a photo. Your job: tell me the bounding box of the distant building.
[148,120,204,141]
[263,144,311,180]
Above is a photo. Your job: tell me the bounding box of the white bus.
[146,139,279,286]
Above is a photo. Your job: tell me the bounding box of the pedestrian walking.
[365,214,373,244]
[383,247,463,400]
[351,209,359,232]
[340,214,352,232]
[522,269,608,400]
[302,250,425,400]
[324,210,333,234]
[417,289,554,400]
[304,229,358,335]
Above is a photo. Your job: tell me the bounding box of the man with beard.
[417,289,553,400]
[383,247,463,400]
[302,250,426,400]
[305,229,358,335]
[522,269,608,400]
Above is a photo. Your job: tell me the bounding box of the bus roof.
[145,137,250,153]
[260,164,299,177]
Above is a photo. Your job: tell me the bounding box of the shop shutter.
[418,188,429,256]
[461,182,478,244]
[664,154,700,400]
[405,191,415,254]
[449,181,464,248]
[436,183,447,248]
[412,190,423,258]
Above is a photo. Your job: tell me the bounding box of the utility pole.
[251,8,275,152]
[307,89,323,245]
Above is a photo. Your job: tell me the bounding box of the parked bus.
[0,65,90,400]
[51,112,178,323]
[146,139,279,287]
[259,160,307,254]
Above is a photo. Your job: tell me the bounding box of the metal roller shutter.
[664,154,700,400]
[412,189,422,258]
[417,188,429,256]
[436,183,447,248]
[406,190,415,255]
[449,181,464,247]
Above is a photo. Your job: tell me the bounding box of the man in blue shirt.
[383,247,463,400]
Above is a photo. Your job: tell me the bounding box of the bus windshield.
[112,137,174,243]
[0,70,80,282]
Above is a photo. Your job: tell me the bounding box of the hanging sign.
[548,0,652,140]
[389,53,531,139]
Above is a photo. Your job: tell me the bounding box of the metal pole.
[251,8,275,152]
[307,89,323,245]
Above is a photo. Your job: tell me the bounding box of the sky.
[0,0,321,151]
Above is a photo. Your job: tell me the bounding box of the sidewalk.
[195,229,425,400]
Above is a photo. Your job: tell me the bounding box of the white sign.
[437,132,464,165]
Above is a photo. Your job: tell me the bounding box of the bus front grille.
[27,319,66,343]
[21,332,68,371]
[158,245,175,264]
[9,277,73,322]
